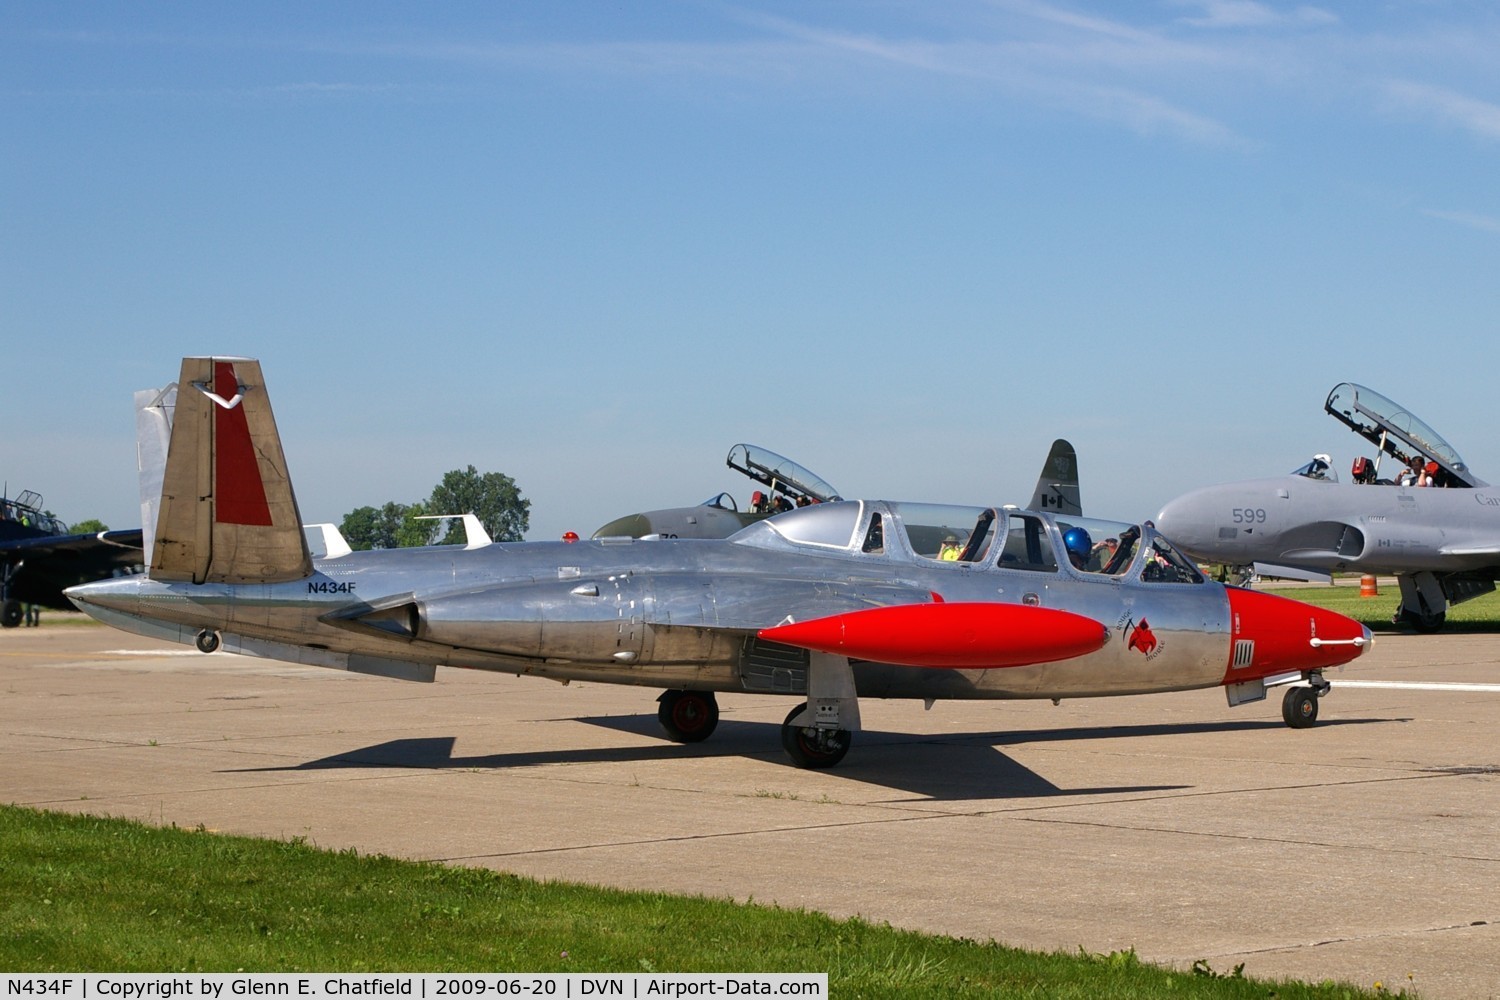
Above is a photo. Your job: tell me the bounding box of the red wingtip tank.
[758,600,1109,669]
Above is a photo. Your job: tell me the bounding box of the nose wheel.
[1281,685,1320,728]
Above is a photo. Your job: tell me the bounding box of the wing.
[1,528,143,558]
[1,530,146,609]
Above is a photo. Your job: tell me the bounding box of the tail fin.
[149,357,312,584]
[1028,438,1082,516]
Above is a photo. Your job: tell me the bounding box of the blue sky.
[4,1,1499,541]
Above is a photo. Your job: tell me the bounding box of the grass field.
[1260,578,1500,632]
[0,806,1391,997]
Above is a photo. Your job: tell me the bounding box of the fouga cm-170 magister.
[67,358,1373,768]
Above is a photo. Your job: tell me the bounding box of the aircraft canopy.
[1,490,68,535]
[1324,382,1482,487]
[726,444,841,504]
[738,500,1202,583]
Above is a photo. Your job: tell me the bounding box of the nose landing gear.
[1281,672,1330,728]
[781,705,851,769]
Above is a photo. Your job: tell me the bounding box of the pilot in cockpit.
[938,535,962,561]
[1063,527,1092,571]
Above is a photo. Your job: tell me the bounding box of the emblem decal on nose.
[1119,614,1161,658]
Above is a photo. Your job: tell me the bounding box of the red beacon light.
[562,531,579,543]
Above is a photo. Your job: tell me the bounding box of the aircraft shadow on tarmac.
[224,715,1397,802]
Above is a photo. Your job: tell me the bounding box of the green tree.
[340,502,430,551]
[427,466,529,544]
[69,518,109,534]
[396,501,436,548]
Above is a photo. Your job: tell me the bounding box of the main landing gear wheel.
[1,599,22,629]
[195,629,221,654]
[657,690,719,743]
[1398,608,1446,633]
[781,705,851,769]
[1281,686,1319,729]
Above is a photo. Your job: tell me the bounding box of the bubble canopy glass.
[725,444,842,503]
[1324,382,1480,486]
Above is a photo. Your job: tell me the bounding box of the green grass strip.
[1261,580,1500,631]
[0,805,1387,997]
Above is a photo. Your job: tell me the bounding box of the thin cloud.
[737,7,1246,146]
[1383,79,1500,141]
[1424,209,1500,235]
[1170,1,1338,30]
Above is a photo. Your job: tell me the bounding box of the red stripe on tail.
[212,361,273,526]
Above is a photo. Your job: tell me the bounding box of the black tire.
[1408,610,1446,633]
[781,704,851,769]
[657,690,719,743]
[195,630,221,654]
[1,599,22,629]
[1282,686,1319,729]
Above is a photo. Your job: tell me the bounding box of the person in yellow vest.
[938,535,961,561]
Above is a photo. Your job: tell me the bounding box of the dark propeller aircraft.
[1,489,142,627]
[1157,382,1500,631]
[69,358,1370,767]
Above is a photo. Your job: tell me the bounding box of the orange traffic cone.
[1359,574,1378,598]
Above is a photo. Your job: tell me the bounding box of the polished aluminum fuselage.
[72,507,1240,702]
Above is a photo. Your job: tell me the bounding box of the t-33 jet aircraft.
[68,358,1370,767]
[1157,382,1499,632]
[591,438,1082,541]
[591,442,845,540]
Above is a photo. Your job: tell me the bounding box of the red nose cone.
[1223,587,1371,683]
[758,601,1108,669]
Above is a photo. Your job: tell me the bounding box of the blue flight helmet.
[1063,527,1092,565]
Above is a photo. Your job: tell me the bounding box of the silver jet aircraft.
[68,358,1371,767]
[1157,382,1499,631]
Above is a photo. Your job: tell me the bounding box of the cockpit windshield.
[1291,455,1338,482]
[1140,531,1205,584]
